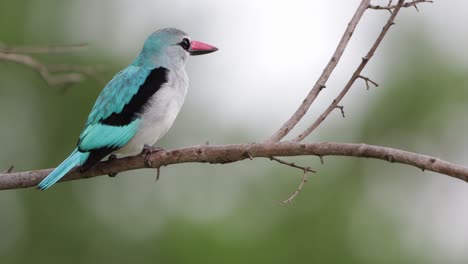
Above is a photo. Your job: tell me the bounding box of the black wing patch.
[100,67,169,126]
[79,67,169,172]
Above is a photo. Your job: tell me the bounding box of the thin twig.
[47,64,106,84]
[281,169,309,205]
[0,52,85,86]
[0,42,101,87]
[2,165,14,174]
[335,105,345,117]
[369,0,433,11]
[0,43,88,54]
[293,0,405,142]
[358,75,379,90]
[266,0,371,143]
[155,167,161,181]
[270,157,316,173]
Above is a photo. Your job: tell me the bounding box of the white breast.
[117,69,188,155]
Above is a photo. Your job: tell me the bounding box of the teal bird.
[38,28,218,190]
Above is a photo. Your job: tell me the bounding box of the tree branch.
[369,0,433,12]
[0,43,88,54]
[0,52,85,86]
[266,0,371,143]
[1,142,467,191]
[293,0,405,142]
[0,43,102,87]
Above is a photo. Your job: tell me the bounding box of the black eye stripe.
[179,38,190,51]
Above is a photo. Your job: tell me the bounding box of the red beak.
[189,40,218,56]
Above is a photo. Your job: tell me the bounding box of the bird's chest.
[116,70,188,155]
[138,71,188,139]
[143,85,185,128]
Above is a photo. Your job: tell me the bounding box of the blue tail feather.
[38,148,87,190]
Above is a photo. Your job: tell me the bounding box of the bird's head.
[134,28,218,69]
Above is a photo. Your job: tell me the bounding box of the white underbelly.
[117,78,187,155]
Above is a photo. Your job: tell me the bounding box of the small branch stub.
[2,165,14,174]
[358,75,379,90]
[336,105,345,118]
[155,167,161,181]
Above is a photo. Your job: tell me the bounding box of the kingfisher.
[38,28,218,190]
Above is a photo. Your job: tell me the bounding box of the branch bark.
[369,0,433,12]
[0,52,85,86]
[293,0,405,141]
[266,0,371,143]
[1,142,467,190]
[0,42,102,86]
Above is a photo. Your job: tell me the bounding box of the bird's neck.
[132,50,188,72]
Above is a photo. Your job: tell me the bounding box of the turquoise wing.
[78,65,152,151]
[85,65,152,126]
[76,65,167,170]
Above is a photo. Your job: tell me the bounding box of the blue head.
[133,28,218,70]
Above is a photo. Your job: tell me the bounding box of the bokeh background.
[1,0,468,263]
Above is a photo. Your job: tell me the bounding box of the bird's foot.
[142,144,164,167]
[107,154,118,177]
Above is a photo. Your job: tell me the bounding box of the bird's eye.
[179,38,190,51]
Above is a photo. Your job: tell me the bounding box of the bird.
[37,28,218,190]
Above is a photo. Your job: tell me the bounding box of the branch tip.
[281,169,309,205]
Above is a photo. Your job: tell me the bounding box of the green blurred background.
[1,1,468,263]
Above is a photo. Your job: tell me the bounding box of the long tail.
[38,148,87,190]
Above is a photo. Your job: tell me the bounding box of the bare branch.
[369,0,433,11]
[2,165,14,174]
[319,156,324,165]
[0,43,102,87]
[0,43,88,54]
[0,52,85,86]
[269,157,314,204]
[335,105,345,117]
[1,142,467,190]
[270,156,316,173]
[266,0,371,143]
[155,167,161,182]
[281,169,309,205]
[293,0,405,142]
[47,64,106,84]
[358,75,379,90]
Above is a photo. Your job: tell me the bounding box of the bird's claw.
[107,154,118,177]
[142,144,164,167]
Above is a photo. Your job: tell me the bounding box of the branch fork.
[0,42,102,87]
